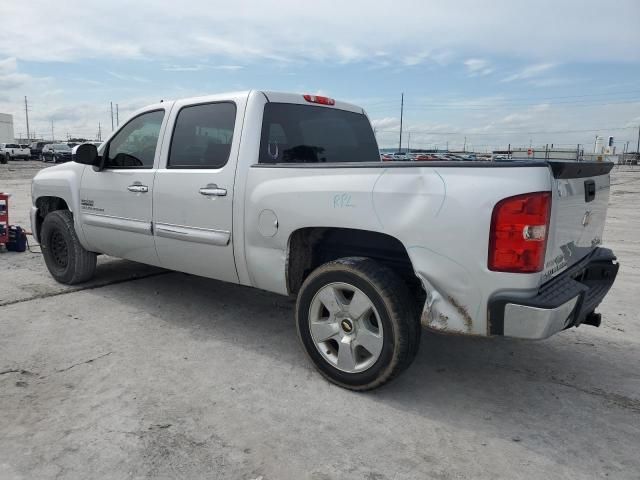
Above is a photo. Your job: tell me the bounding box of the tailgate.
[543,161,614,282]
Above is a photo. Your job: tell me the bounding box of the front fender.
[32,163,90,249]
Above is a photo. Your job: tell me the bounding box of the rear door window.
[168,102,236,169]
[259,103,379,164]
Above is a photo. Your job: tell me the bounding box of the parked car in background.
[30,141,53,159]
[414,154,439,161]
[0,143,31,162]
[41,143,73,163]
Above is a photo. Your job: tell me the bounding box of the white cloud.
[371,117,401,130]
[107,71,149,83]
[0,56,33,89]
[502,63,556,82]
[464,58,493,76]
[163,64,205,72]
[0,0,638,64]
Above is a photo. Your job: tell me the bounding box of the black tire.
[296,257,420,391]
[5,154,10,163]
[41,210,97,284]
[0,155,6,164]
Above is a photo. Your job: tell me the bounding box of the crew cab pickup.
[30,91,619,390]
[1,143,30,162]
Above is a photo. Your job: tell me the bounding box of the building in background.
[0,113,15,143]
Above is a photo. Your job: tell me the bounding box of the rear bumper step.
[489,248,619,339]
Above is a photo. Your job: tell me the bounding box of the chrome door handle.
[127,184,149,193]
[199,184,227,197]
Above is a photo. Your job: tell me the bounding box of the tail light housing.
[488,191,551,273]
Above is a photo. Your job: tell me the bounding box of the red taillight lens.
[488,192,551,273]
[303,94,335,106]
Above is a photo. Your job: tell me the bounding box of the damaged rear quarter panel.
[244,163,551,337]
[374,165,552,335]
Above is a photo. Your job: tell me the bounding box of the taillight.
[488,191,551,273]
[303,94,335,106]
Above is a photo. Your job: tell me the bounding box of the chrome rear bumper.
[489,248,619,339]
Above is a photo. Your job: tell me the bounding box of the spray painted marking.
[333,193,355,208]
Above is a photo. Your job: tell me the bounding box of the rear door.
[543,162,613,281]
[80,107,170,265]
[152,96,246,283]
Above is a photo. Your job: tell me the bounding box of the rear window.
[6,144,19,148]
[258,103,379,164]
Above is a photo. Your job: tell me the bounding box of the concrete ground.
[0,161,639,480]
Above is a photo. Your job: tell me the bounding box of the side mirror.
[74,143,101,167]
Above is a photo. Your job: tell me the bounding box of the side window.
[168,102,236,169]
[105,110,164,169]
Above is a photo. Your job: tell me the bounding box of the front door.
[80,108,168,265]
[152,100,240,283]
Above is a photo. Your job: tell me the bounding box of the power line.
[374,126,638,136]
[362,89,640,108]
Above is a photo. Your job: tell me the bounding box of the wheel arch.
[34,196,71,243]
[286,227,423,301]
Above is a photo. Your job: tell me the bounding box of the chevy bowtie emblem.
[341,319,353,333]
[582,211,592,227]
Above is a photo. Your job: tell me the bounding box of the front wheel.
[41,210,97,284]
[296,257,420,390]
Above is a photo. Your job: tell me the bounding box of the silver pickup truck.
[30,91,619,390]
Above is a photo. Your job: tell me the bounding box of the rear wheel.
[296,257,420,390]
[41,210,96,284]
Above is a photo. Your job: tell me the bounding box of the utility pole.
[110,102,114,131]
[51,120,54,141]
[407,132,411,152]
[24,96,30,140]
[398,93,404,153]
[98,122,102,141]
[636,125,640,154]
[463,136,467,152]
[116,104,119,127]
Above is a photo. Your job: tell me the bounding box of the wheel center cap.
[340,319,354,334]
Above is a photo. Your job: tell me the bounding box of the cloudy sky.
[0,0,639,151]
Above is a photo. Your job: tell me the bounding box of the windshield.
[259,103,379,164]
[52,144,71,151]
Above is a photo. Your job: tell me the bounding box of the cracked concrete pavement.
[1,162,639,479]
